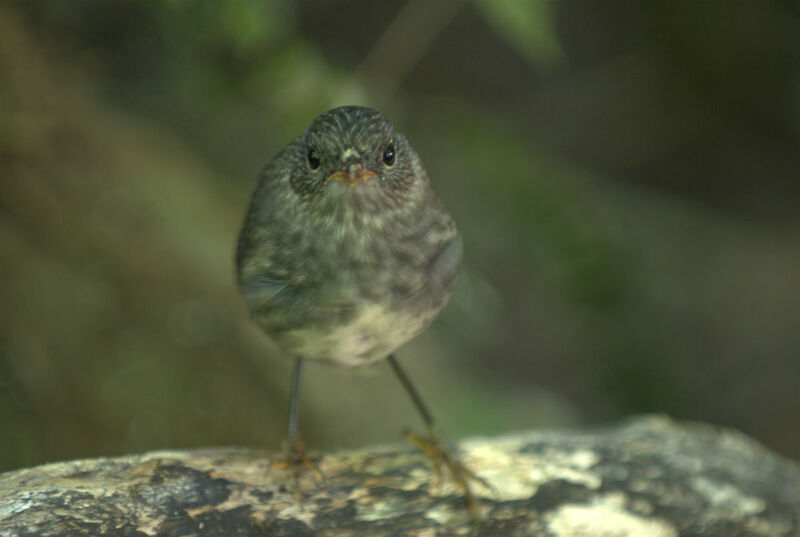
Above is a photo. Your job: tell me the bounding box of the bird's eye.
[382,143,396,167]
[307,147,321,171]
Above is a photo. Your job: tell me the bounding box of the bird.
[236,105,483,511]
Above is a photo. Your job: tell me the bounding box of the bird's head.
[289,106,422,207]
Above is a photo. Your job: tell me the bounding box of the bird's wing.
[239,274,291,305]
[426,233,463,289]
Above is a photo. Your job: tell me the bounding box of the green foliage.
[473,0,563,68]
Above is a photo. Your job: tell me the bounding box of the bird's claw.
[404,429,492,520]
[271,434,323,498]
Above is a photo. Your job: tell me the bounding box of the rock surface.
[1,416,799,536]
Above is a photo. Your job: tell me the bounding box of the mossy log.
[1,416,799,536]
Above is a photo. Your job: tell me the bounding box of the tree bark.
[1,415,798,537]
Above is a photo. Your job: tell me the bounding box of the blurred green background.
[2,0,799,472]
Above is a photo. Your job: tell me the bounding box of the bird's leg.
[287,357,303,466]
[272,358,322,490]
[387,355,491,517]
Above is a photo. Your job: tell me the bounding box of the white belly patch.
[278,304,428,366]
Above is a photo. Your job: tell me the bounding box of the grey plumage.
[236,106,461,366]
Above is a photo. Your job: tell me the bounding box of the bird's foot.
[271,434,323,498]
[405,429,492,520]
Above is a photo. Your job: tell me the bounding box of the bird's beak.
[327,162,377,185]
